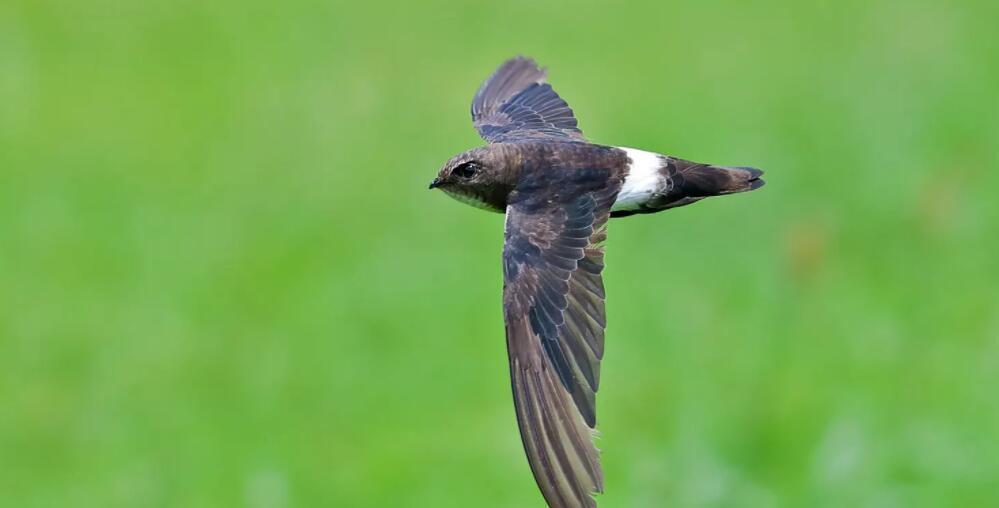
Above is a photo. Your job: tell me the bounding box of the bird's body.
[434,141,763,216]
[430,57,764,508]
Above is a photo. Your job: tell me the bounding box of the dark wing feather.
[472,56,585,143]
[503,181,618,508]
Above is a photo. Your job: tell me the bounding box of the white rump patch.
[613,147,665,212]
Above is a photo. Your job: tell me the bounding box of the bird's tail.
[671,158,764,196]
[632,159,765,215]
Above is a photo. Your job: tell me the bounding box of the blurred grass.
[1,0,998,506]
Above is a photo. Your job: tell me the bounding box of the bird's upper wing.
[472,56,586,143]
[502,172,619,508]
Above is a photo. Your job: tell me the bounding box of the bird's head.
[429,145,515,213]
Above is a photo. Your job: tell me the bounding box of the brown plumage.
[429,56,765,508]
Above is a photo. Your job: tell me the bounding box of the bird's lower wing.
[503,184,617,507]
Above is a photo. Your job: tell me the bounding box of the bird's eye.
[453,161,479,179]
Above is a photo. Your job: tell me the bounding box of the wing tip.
[509,357,605,508]
[511,54,546,71]
[493,55,547,84]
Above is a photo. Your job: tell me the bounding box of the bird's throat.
[440,187,506,213]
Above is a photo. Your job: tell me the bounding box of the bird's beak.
[428,177,443,190]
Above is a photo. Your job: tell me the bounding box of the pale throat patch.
[613,147,666,212]
[441,187,504,213]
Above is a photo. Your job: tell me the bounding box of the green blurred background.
[2,0,998,506]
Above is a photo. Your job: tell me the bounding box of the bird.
[429,56,764,508]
